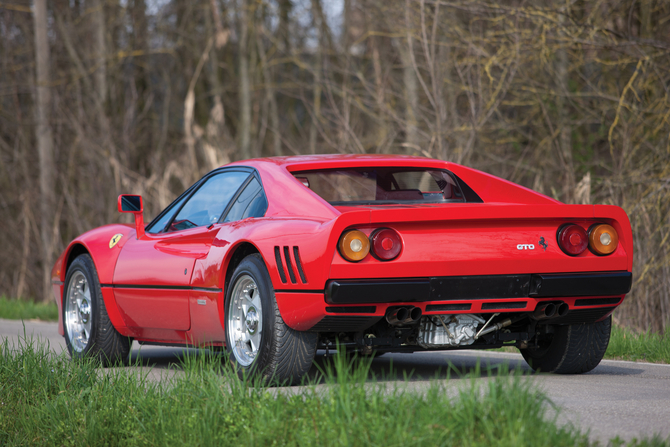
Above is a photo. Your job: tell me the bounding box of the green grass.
[1,337,669,446]
[0,296,58,322]
[0,337,584,447]
[605,325,670,364]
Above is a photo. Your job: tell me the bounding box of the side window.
[146,193,190,234]
[224,177,268,223]
[169,171,249,232]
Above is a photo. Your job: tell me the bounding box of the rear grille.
[546,307,615,325]
[574,297,622,307]
[326,306,376,314]
[308,316,381,332]
[275,246,308,284]
[482,301,527,310]
[426,303,472,312]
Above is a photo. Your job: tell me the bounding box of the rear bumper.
[325,272,632,304]
[275,271,631,332]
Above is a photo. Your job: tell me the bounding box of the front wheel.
[63,254,131,365]
[520,315,612,374]
[225,254,317,385]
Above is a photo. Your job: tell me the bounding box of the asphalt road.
[2,318,670,443]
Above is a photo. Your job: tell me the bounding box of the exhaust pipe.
[556,302,569,317]
[532,302,556,320]
[386,307,409,325]
[403,306,422,324]
[386,306,422,326]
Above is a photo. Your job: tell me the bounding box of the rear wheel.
[520,315,612,374]
[63,254,131,365]
[225,254,317,385]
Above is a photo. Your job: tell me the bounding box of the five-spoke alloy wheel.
[225,254,317,384]
[226,275,264,366]
[63,254,131,365]
[64,271,93,352]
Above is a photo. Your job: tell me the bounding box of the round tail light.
[557,224,588,256]
[589,224,619,255]
[338,230,370,262]
[370,228,403,261]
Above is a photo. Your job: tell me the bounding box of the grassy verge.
[0,296,58,322]
[0,337,598,447]
[605,324,670,364]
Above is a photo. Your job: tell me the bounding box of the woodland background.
[0,0,668,333]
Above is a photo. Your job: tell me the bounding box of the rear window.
[293,168,470,205]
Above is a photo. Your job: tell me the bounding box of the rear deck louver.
[275,246,308,284]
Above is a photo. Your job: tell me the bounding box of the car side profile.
[52,155,633,384]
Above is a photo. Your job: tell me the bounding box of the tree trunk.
[238,0,252,159]
[33,0,56,302]
[556,8,575,203]
[397,38,419,151]
[91,0,106,105]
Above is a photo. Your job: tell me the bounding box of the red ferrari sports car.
[52,154,632,383]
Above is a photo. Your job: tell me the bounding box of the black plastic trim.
[325,306,377,314]
[529,272,632,297]
[326,272,631,304]
[481,301,527,310]
[101,284,221,292]
[326,279,431,304]
[425,303,471,312]
[274,289,323,294]
[430,275,530,300]
[574,297,622,307]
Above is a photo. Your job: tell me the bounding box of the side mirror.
[118,194,145,239]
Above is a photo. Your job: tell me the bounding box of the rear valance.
[325,271,632,304]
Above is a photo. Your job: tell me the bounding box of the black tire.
[63,254,131,366]
[224,254,317,385]
[520,315,612,374]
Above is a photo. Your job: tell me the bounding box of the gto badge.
[517,244,535,250]
[109,234,123,249]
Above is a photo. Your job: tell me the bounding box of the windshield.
[293,168,467,205]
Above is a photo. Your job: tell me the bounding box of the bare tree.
[33,0,56,302]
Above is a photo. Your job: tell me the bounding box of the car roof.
[223,154,559,215]
[225,154,448,170]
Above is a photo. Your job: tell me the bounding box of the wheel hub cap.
[64,271,92,353]
[245,307,259,334]
[226,275,263,367]
[79,299,91,324]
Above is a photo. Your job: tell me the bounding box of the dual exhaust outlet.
[386,306,422,326]
[532,302,569,321]
[385,302,568,326]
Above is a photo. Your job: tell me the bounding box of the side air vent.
[275,246,308,284]
[274,246,287,283]
[283,246,297,284]
[293,246,308,283]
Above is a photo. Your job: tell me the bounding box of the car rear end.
[276,161,632,358]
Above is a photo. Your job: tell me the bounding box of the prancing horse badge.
[109,234,123,249]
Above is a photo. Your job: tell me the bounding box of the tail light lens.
[589,224,619,255]
[338,230,370,262]
[371,228,403,261]
[557,224,588,256]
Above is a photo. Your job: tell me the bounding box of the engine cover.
[416,314,485,348]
